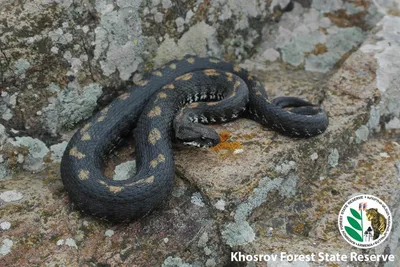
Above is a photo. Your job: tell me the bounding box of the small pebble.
[191,192,205,207]
[266,227,273,237]
[105,229,115,237]
[311,152,318,161]
[0,239,13,256]
[214,199,226,211]
[0,190,24,202]
[0,221,11,230]
[17,154,24,164]
[65,238,78,248]
[233,149,244,154]
[82,25,89,33]
[50,46,59,54]
[380,152,390,158]
[204,246,212,255]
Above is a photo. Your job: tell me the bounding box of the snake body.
[60,56,328,221]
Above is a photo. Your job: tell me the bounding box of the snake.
[60,55,328,221]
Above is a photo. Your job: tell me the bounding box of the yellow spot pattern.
[169,63,177,69]
[204,69,220,76]
[148,128,162,145]
[80,123,91,134]
[109,186,123,193]
[150,154,166,168]
[98,180,124,194]
[153,71,163,77]
[187,57,195,64]
[97,107,109,122]
[126,176,155,187]
[234,80,241,89]
[80,122,92,140]
[101,107,109,114]
[157,92,167,99]
[148,106,162,117]
[69,147,86,159]
[226,72,233,82]
[209,58,220,63]
[78,170,89,180]
[119,93,130,100]
[136,80,148,86]
[189,102,199,108]
[81,133,91,141]
[162,83,175,90]
[175,73,193,81]
[234,65,241,72]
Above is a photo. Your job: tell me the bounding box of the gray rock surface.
[7,137,49,171]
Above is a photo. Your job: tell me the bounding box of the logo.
[338,195,392,248]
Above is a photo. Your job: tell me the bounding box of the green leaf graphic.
[347,216,362,231]
[345,226,363,242]
[350,208,362,220]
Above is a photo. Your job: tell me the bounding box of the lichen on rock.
[8,137,50,171]
[41,82,103,135]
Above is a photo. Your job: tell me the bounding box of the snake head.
[175,123,220,147]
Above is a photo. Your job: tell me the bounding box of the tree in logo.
[345,202,367,242]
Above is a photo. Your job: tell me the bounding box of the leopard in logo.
[366,208,387,240]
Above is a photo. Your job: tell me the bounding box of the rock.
[310,152,318,161]
[360,16,400,124]
[14,59,31,77]
[0,95,13,121]
[355,125,369,144]
[221,221,255,247]
[41,83,103,136]
[162,256,192,267]
[214,199,226,211]
[0,239,13,256]
[0,124,7,146]
[105,229,115,237]
[261,48,280,62]
[50,141,68,163]
[328,149,339,168]
[8,137,49,171]
[191,192,205,207]
[0,221,11,231]
[0,160,10,180]
[0,190,23,202]
[113,161,136,180]
[386,117,400,130]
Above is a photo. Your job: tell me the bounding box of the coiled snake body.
[61,56,328,221]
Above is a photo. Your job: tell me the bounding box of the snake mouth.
[182,140,216,148]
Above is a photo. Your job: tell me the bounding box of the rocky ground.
[1,0,400,266]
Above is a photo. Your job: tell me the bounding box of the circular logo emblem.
[338,194,392,248]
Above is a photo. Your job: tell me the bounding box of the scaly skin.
[60,56,328,221]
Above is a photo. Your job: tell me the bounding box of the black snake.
[60,55,328,221]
